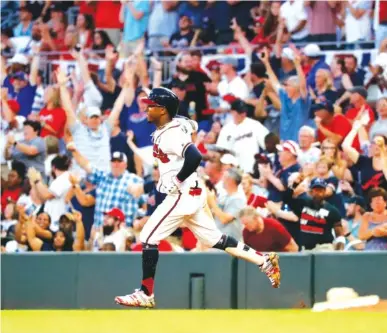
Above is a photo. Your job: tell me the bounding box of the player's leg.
[115,194,183,307]
[187,205,281,288]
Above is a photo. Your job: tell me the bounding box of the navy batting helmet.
[141,87,179,118]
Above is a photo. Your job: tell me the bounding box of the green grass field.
[2,310,386,333]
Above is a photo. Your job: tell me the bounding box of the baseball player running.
[115,87,280,308]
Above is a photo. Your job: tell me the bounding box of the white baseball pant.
[140,186,222,246]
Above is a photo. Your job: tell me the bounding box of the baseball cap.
[220,154,238,167]
[276,140,300,156]
[18,4,33,13]
[310,178,327,190]
[206,60,221,71]
[230,100,250,114]
[221,57,238,69]
[50,3,64,11]
[302,44,321,57]
[9,54,29,65]
[11,71,28,81]
[86,106,102,118]
[311,102,334,114]
[254,153,272,165]
[349,86,368,99]
[347,195,366,208]
[281,47,294,61]
[111,151,128,163]
[104,208,125,222]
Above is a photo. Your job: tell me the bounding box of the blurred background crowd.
[1,0,387,254]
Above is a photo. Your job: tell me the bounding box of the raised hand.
[55,68,69,86]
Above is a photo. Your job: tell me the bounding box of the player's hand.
[161,176,181,195]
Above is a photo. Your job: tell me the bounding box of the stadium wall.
[2,252,387,309]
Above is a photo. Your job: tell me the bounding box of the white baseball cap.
[8,54,29,65]
[86,106,102,118]
[276,140,300,156]
[302,44,321,57]
[281,47,294,60]
[220,154,239,166]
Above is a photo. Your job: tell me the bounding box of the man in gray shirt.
[5,120,46,175]
[369,97,387,139]
[207,167,247,241]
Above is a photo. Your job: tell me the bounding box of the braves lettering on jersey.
[151,119,199,194]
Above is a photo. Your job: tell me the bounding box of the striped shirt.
[87,167,143,227]
[31,85,45,114]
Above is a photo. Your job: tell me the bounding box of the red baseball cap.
[104,208,125,222]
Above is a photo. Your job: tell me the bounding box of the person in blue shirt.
[260,49,312,142]
[303,44,330,90]
[3,52,39,118]
[4,72,37,118]
[119,0,150,57]
[13,5,33,37]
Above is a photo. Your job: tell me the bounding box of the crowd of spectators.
[1,0,387,254]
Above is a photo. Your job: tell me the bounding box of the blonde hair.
[321,138,347,179]
[239,206,259,219]
[316,69,335,91]
[316,156,335,171]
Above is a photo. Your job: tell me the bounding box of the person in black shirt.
[164,15,195,53]
[284,178,345,251]
[169,52,212,130]
[343,123,387,201]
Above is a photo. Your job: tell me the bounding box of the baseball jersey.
[152,118,199,194]
[216,117,269,173]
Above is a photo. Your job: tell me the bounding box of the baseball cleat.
[115,289,155,308]
[260,252,281,288]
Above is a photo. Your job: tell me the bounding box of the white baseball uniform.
[139,118,222,246]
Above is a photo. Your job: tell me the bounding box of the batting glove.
[162,176,182,195]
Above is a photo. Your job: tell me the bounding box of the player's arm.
[175,144,202,183]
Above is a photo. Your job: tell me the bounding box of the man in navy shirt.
[264,140,301,203]
[303,44,330,90]
[3,53,38,117]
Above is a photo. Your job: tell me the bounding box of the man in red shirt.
[1,163,24,213]
[240,207,298,252]
[345,86,375,131]
[314,102,352,145]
